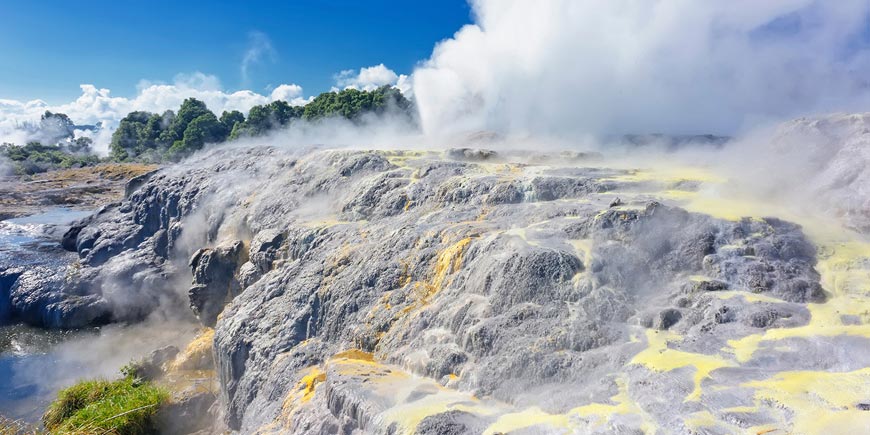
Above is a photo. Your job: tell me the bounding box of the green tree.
[302,86,412,121]
[243,104,272,135]
[110,111,153,160]
[268,100,303,125]
[166,98,212,143]
[106,87,414,161]
[39,111,76,143]
[228,121,246,141]
[219,110,245,133]
[228,101,303,139]
[229,105,268,139]
[166,112,226,160]
[157,110,177,145]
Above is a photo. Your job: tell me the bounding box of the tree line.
[1,86,413,175]
[110,85,413,162]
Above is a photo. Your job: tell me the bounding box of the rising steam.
[413,0,870,138]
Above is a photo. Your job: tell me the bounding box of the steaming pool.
[0,208,93,421]
[0,324,97,421]
[0,208,193,423]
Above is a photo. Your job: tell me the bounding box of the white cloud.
[241,31,276,87]
[394,74,413,97]
[270,84,311,106]
[335,64,403,91]
[0,72,307,154]
[412,0,870,138]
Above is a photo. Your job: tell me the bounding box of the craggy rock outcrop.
[189,240,247,326]
[136,330,221,435]
[125,169,159,198]
[8,267,110,328]
[0,268,21,324]
[33,145,862,433]
[0,217,113,328]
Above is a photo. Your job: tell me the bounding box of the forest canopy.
[1,86,413,174]
[110,85,413,162]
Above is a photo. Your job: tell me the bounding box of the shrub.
[0,142,103,175]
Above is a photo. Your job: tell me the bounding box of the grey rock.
[0,268,23,325]
[747,309,790,328]
[237,262,261,289]
[655,308,683,330]
[29,146,847,433]
[125,168,159,198]
[61,220,88,252]
[446,148,498,161]
[414,411,489,435]
[127,345,180,380]
[8,266,110,328]
[529,175,604,201]
[155,388,217,435]
[189,240,246,326]
[249,229,284,273]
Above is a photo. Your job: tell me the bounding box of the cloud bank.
[0,61,409,154]
[0,72,310,153]
[335,64,410,94]
[413,0,870,138]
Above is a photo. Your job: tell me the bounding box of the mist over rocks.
[6,0,870,431]
[4,110,870,432]
[732,112,870,233]
[7,120,860,432]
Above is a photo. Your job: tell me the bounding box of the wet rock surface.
[23,145,870,434]
[0,208,108,328]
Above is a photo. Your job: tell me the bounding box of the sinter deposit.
[4,114,870,434]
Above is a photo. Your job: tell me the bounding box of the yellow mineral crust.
[482,377,657,434]
[439,164,870,434]
[395,236,473,315]
[333,348,376,362]
[602,165,724,185]
[430,237,472,293]
[725,239,870,363]
[281,350,502,434]
[742,368,870,434]
[168,328,215,372]
[284,161,870,434]
[643,164,870,434]
[629,330,733,402]
[281,366,327,418]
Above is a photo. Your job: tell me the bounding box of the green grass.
[42,377,167,435]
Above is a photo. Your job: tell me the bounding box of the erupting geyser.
[4,1,870,434]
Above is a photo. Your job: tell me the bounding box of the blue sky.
[2,1,868,139]
[0,0,472,103]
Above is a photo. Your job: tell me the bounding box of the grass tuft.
[42,377,166,435]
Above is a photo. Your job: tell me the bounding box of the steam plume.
[413,0,870,138]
